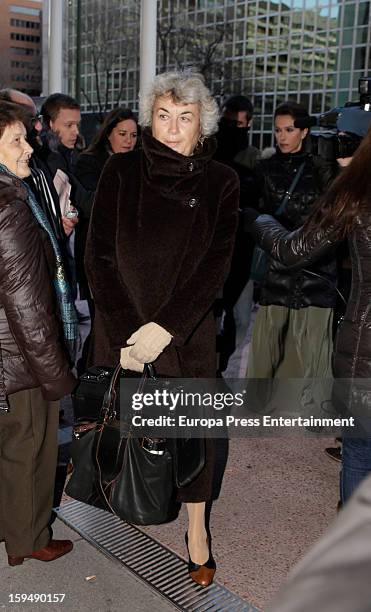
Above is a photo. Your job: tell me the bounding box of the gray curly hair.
[139,71,220,137]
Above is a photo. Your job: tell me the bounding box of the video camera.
[294,77,371,161]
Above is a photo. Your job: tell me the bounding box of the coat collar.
[274,147,308,164]
[141,128,216,197]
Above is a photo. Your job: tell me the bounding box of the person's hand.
[243,207,260,224]
[120,347,144,372]
[126,322,172,363]
[62,214,78,236]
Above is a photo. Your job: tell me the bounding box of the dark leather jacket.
[255,149,337,308]
[249,213,371,411]
[0,175,76,399]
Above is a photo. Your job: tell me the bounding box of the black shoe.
[185,532,216,587]
[325,447,342,462]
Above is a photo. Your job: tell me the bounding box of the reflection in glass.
[354,47,367,70]
[301,75,311,89]
[289,76,299,89]
[337,91,349,106]
[340,47,352,71]
[356,27,368,44]
[342,29,354,45]
[343,4,356,27]
[339,72,351,89]
[299,93,310,109]
[265,95,274,113]
[319,7,330,18]
[358,2,370,26]
[353,71,364,90]
[312,92,323,113]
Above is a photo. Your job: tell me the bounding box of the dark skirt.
[176,439,215,503]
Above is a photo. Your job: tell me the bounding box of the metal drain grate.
[56,500,258,612]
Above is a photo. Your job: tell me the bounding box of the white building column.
[48,0,64,93]
[140,0,157,97]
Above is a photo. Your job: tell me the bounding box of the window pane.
[342,29,353,45]
[339,72,351,88]
[358,2,370,26]
[354,47,367,70]
[340,48,352,71]
[343,4,355,27]
[312,92,323,113]
[356,28,368,44]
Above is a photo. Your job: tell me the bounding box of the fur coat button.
[187,197,198,208]
[188,162,194,172]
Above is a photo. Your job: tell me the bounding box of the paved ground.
[142,435,339,609]
[0,520,174,612]
[4,433,338,612]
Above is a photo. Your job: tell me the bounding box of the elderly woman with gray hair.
[85,71,239,586]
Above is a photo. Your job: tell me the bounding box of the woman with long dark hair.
[246,111,371,505]
[75,108,138,192]
[74,108,139,363]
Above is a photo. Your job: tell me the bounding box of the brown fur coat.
[85,129,239,377]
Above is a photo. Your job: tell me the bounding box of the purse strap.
[276,162,305,216]
[93,362,157,516]
[98,362,156,425]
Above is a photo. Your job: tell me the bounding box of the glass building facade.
[66,0,371,147]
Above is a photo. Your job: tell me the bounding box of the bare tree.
[77,0,139,120]
[157,8,233,96]
[181,24,233,90]
[157,3,176,73]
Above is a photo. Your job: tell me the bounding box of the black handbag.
[250,162,306,283]
[66,363,180,525]
[71,363,206,489]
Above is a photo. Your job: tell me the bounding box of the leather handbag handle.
[93,362,158,515]
[99,363,156,424]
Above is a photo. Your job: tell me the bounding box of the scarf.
[0,163,78,342]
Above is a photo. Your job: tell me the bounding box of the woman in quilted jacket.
[0,101,76,566]
[247,101,336,414]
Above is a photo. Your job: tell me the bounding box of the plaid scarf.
[0,163,78,342]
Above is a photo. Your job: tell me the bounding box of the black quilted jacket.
[255,149,337,308]
[249,213,371,411]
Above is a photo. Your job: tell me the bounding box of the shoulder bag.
[66,363,180,525]
[66,363,206,523]
[250,162,306,283]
